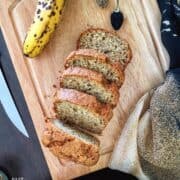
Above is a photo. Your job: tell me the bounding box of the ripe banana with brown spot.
[23,0,65,58]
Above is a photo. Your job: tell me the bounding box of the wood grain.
[0,0,164,179]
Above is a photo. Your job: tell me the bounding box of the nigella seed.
[42,2,47,8]
[46,6,51,10]
[37,15,40,19]
[37,9,41,14]
[34,34,37,37]
[38,2,41,5]
[40,17,43,21]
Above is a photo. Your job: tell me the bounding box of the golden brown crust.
[61,67,119,106]
[62,66,108,85]
[63,66,105,83]
[54,88,113,121]
[64,49,125,87]
[65,49,108,66]
[76,28,132,69]
[42,122,100,166]
[55,88,101,112]
[100,104,113,124]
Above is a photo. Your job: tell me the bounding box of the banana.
[23,0,55,56]
[23,0,65,58]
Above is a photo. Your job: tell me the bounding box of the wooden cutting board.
[0,0,164,179]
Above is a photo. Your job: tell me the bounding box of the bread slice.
[61,67,119,106]
[64,49,124,87]
[77,28,132,69]
[42,120,100,166]
[54,88,113,134]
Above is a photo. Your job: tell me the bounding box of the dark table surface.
[0,29,137,180]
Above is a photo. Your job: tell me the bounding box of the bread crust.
[54,88,113,125]
[65,49,108,65]
[64,49,125,87]
[77,28,132,69]
[42,122,100,166]
[63,66,105,83]
[61,67,119,106]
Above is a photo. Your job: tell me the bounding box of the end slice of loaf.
[42,120,100,166]
[64,49,124,87]
[61,67,119,106]
[77,28,132,69]
[54,88,113,134]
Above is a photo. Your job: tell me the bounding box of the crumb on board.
[44,116,52,123]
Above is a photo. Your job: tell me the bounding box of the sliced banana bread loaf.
[61,67,119,106]
[54,88,113,134]
[64,49,124,87]
[77,28,132,69]
[42,120,100,166]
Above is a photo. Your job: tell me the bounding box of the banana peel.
[23,0,65,58]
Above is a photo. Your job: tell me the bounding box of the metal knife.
[0,68,29,138]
